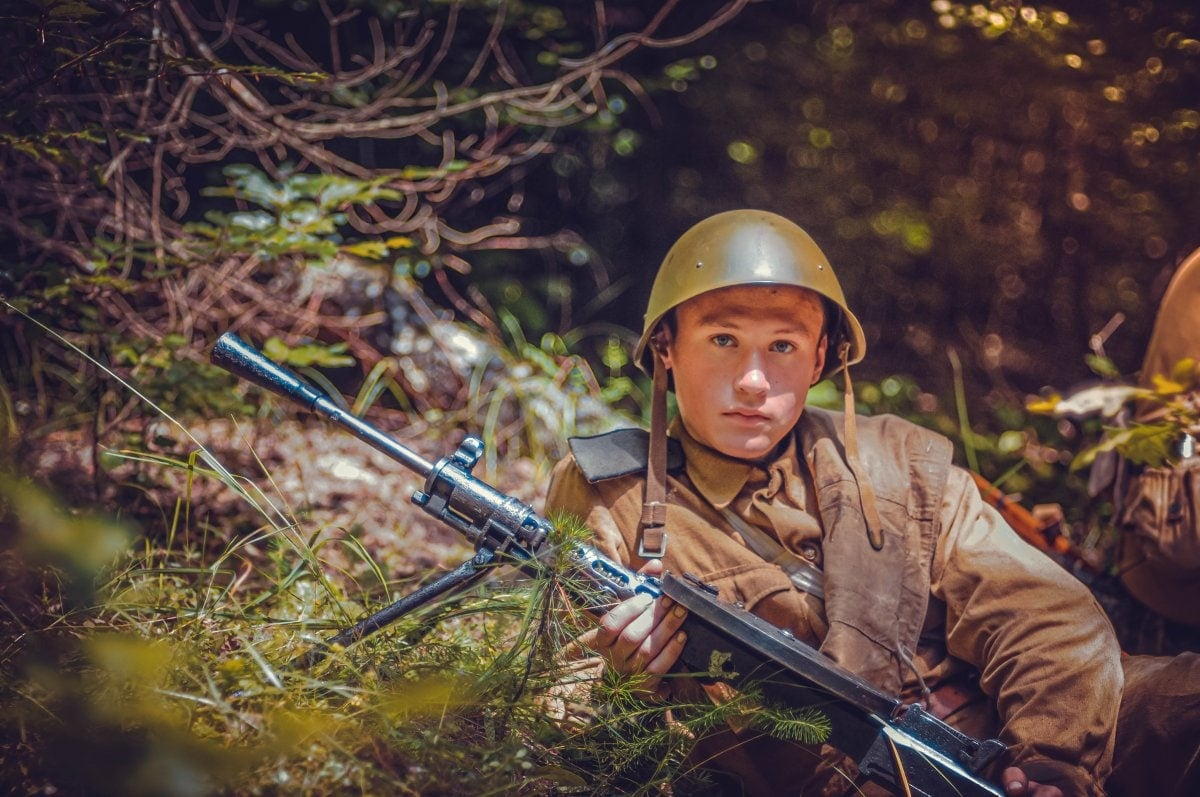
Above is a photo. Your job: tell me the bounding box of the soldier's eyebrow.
[696,302,760,325]
[694,305,811,333]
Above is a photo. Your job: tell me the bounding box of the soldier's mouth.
[724,409,771,423]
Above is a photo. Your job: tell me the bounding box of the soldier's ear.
[652,327,674,370]
[811,334,828,385]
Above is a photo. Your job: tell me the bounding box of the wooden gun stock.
[968,471,1098,572]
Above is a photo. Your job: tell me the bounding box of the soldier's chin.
[714,433,778,462]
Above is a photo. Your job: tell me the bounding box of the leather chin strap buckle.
[638,501,668,558]
[638,526,667,559]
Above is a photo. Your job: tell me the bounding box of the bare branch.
[0,0,750,364]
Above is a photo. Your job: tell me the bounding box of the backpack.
[1114,247,1200,627]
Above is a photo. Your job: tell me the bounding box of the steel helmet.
[633,209,866,377]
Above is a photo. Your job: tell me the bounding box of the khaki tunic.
[546,408,1123,795]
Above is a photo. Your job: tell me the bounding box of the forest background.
[2,0,1199,794]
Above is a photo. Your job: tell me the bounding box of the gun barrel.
[211,332,434,476]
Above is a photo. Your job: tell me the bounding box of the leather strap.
[838,341,885,550]
[639,353,670,558]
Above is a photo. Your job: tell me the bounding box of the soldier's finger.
[637,558,665,577]
[624,600,687,674]
[637,599,688,661]
[593,593,654,652]
[628,627,689,699]
[644,628,688,677]
[654,597,688,638]
[612,602,662,667]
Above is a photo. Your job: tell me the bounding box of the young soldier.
[545,210,1199,796]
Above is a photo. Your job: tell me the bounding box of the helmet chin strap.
[638,345,671,559]
[837,341,885,550]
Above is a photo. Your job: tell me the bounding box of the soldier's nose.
[736,366,768,394]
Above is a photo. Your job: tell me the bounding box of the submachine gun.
[211,331,1006,797]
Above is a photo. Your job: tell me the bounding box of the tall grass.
[0,306,834,795]
[3,454,832,795]
[0,462,602,794]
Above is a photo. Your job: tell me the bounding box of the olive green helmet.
[633,209,866,378]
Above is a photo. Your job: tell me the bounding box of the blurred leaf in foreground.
[1,477,133,605]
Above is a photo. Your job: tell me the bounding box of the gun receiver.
[211,331,1005,796]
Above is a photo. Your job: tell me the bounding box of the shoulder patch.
[568,428,684,483]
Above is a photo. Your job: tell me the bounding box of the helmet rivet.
[818,264,824,270]
[695,260,703,268]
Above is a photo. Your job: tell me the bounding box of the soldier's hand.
[591,559,688,699]
[1002,766,1064,797]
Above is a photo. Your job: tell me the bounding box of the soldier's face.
[661,285,828,461]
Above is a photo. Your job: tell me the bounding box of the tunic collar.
[673,416,804,509]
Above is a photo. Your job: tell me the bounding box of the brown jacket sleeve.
[932,466,1121,796]
[545,453,634,566]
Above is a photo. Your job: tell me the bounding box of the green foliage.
[0,0,750,455]
[555,668,830,795]
[1075,422,1179,470]
[1,452,555,793]
[1085,353,1123,381]
[113,336,259,420]
[263,336,356,370]
[1030,356,1200,469]
[0,455,827,796]
[586,0,1200,405]
[20,0,1196,787]
[0,302,254,439]
[187,165,408,264]
[203,164,402,214]
[464,310,637,475]
[0,126,149,163]
[808,373,958,439]
[757,703,833,744]
[1,476,132,606]
[0,3,770,791]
